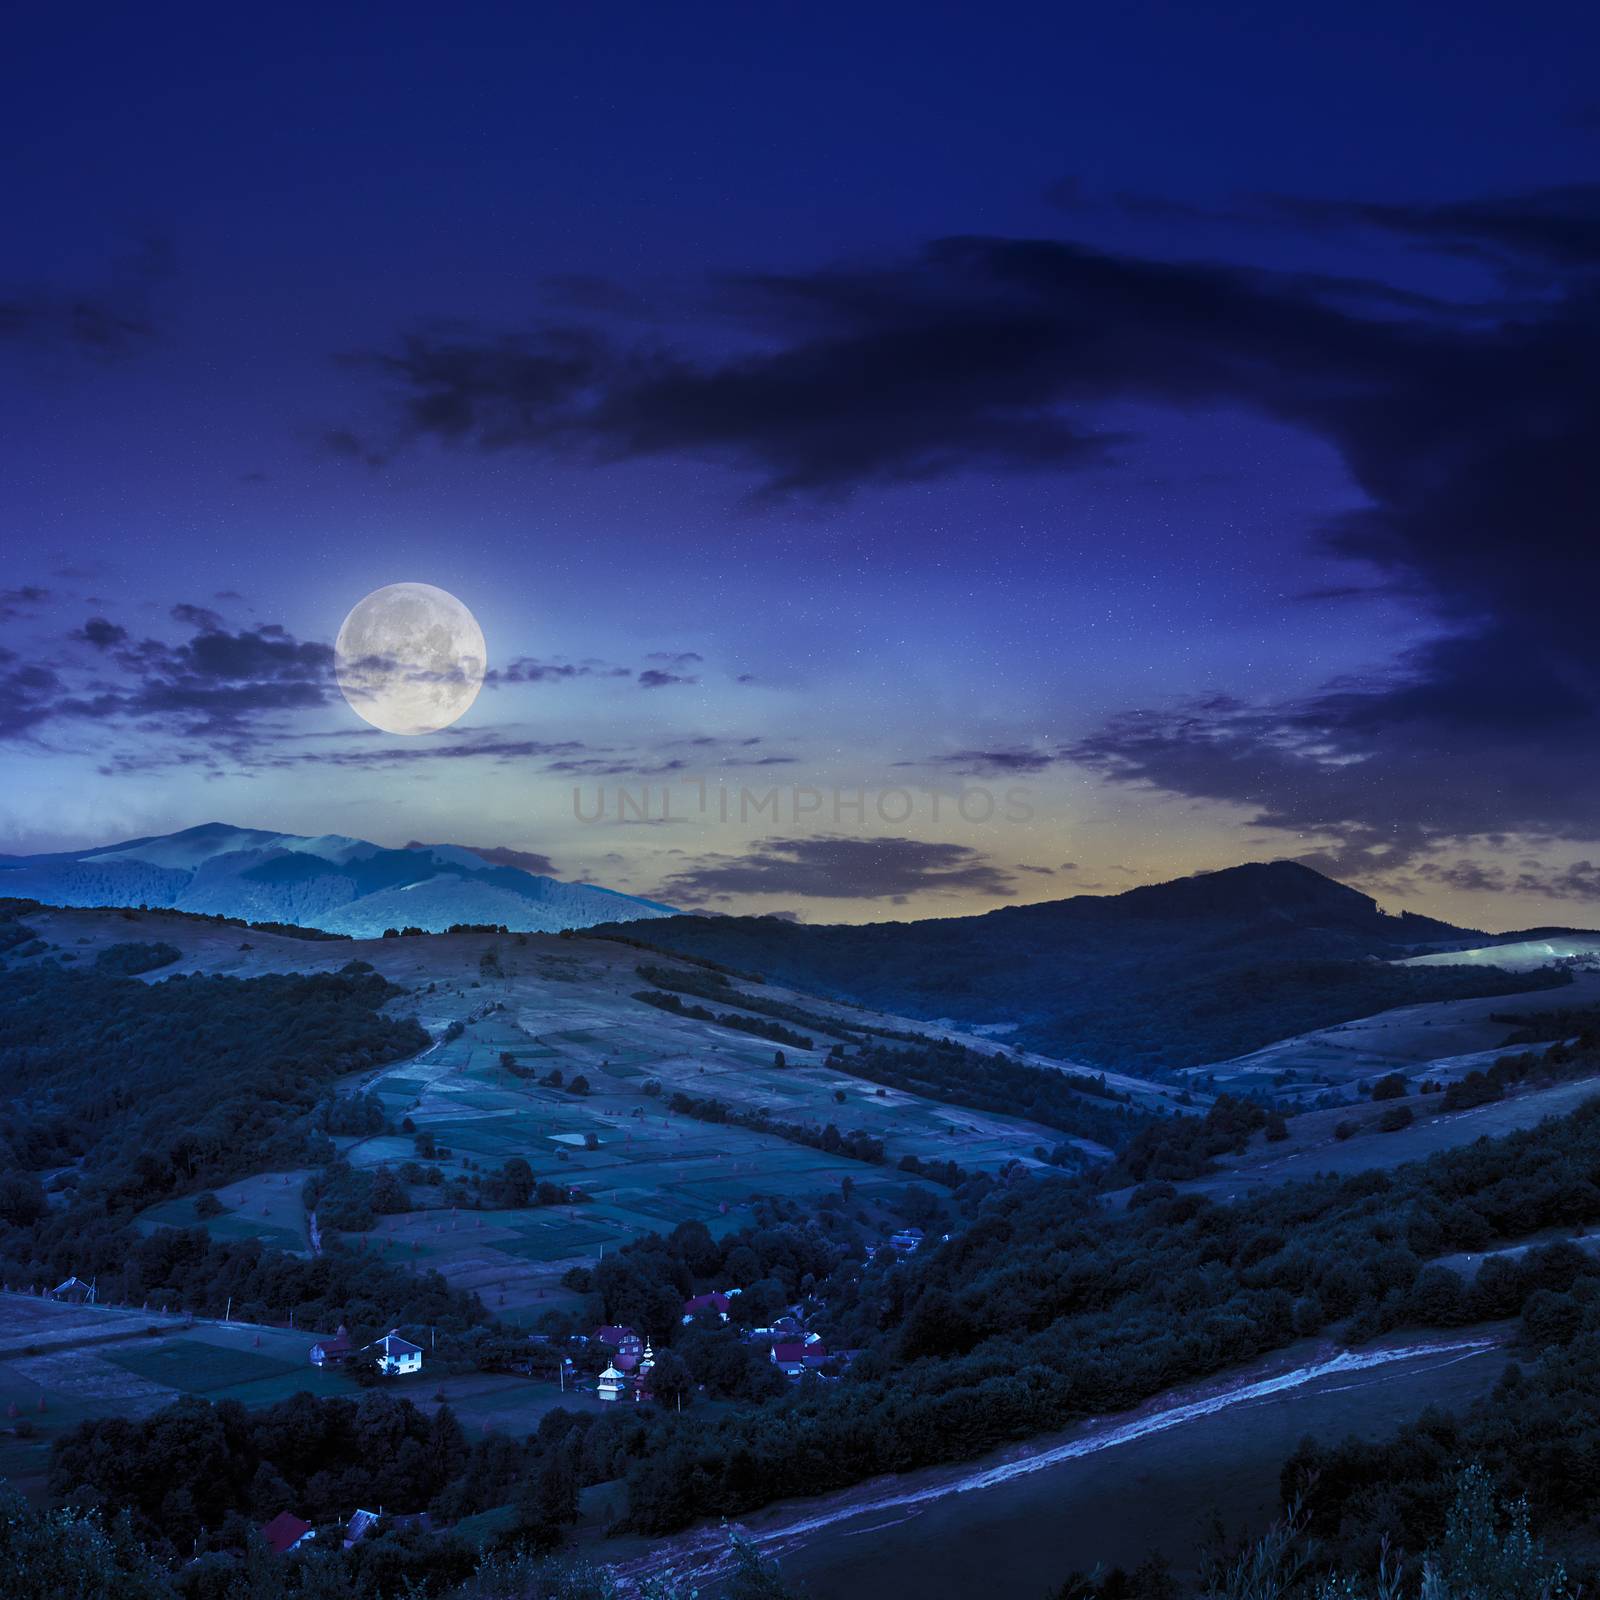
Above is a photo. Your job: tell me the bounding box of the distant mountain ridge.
[0,822,676,937]
[593,860,1565,1070]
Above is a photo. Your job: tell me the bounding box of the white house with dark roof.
[365,1330,423,1376]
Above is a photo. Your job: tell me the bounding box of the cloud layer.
[332,185,1600,883]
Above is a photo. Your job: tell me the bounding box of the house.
[344,1508,432,1547]
[590,1325,644,1366]
[49,1276,95,1304]
[308,1326,353,1367]
[260,1511,315,1555]
[889,1227,925,1253]
[772,1340,829,1378]
[596,1361,627,1402]
[364,1330,423,1376]
[681,1291,731,1324]
[343,1509,381,1549]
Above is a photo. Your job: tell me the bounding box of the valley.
[7,904,1164,1323]
[5,869,1600,1598]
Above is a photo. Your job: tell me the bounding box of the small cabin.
[308,1326,353,1367]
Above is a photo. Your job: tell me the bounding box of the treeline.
[0,897,352,942]
[636,962,918,1046]
[0,1479,800,1600]
[1438,1031,1600,1113]
[664,1087,889,1169]
[92,941,181,975]
[837,1036,1141,1153]
[3,1221,483,1333]
[632,989,813,1049]
[0,963,426,1204]
[572,925,767,984]
[577,1208,848,1337]
[614,1095,1600,1532]
[0,963,449,1337]
[1108,1093,1273,1184]
[1492,1004,1600,1047]
[45,1388,690,1581]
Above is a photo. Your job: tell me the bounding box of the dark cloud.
[4,610,336,744]
[322,426,389,467]
[486,656,632,685]
[1069,621,1600,877]
[71,616,128,649]
[912,747,1060,775]
[1,586,51,621]
[283,734,583,769]
[170,602,224,631]
[0,654,68,738]
[1516,861,1600,902]
[0,236,173,359]
[487,654,707,690]
[334,197,1600,874]
[1269,183,1600,273]
[656,834,1017,904]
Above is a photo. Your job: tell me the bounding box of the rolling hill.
[0,822,677,937]
[594,860,1576,1070]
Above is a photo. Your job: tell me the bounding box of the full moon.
[335,582,487,735]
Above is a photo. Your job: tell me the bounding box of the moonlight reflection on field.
[335,582,487,735]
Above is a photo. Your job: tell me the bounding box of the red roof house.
[308,1325,353,1367]
[681,1291,732,1323]
[771,1341,829,1378]
[260,1512,314,1555]
[590,1325,644,1362]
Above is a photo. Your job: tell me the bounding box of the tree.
[1290,1294,1324,1337]
[724,1533,802,1599]
[568,1075,590,1096]
[347,1350,382,1388]
[370,1165,410,1214]
[1371,1072,1409,1101]
[499,1157,536,1207]
[0,1172,46,1227]
[647,1348,693,1408]
[0,1486,171,1600]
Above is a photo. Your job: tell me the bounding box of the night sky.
[4,2,1598,927]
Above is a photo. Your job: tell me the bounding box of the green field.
[104,1339,304,1394]
[0,1296,359,1499]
